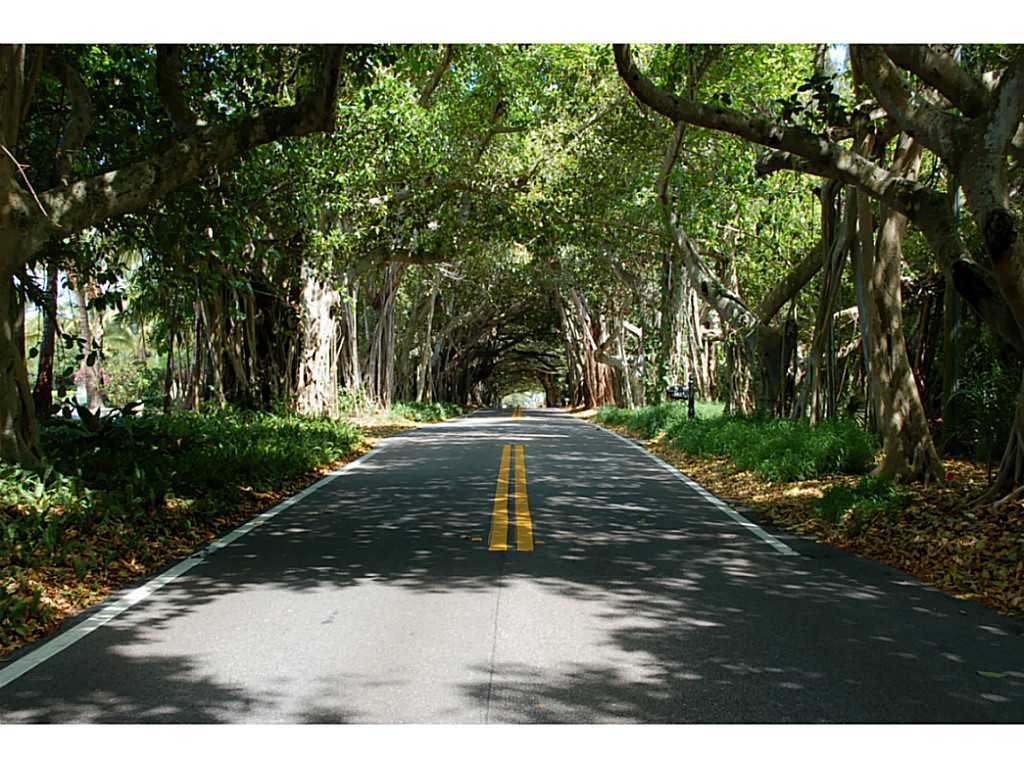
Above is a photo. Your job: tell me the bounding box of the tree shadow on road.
[3,412,1023,722]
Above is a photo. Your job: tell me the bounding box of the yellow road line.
[488,444,512,551]
[513,444,534,552]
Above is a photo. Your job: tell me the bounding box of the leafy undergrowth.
[391,401,466,422]
[0,406,456,662]
[597,405,875,481]
[594,419,1024,619]
[338,394,466,425]
[595,401,725,438]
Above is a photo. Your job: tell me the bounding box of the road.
[1,409,1022,723]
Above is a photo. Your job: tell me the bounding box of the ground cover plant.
[596,404,875,481]
[0,399,472,660]
[595,402,725,439]
[1,409,362,657]
[592,410,1024,618]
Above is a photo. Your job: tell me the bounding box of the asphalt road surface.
[2,409,1022,723]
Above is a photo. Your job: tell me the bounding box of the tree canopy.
[2,42,1023,503]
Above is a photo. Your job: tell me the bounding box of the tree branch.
[1,45,27,147]
[32,46,344,249]
[656,121,684,205]
[756,240,825,322]
[652,111,757,333]
[419,44,455,108]
[614,44,931,219]
[986,49,1024,163]
[156,45,201,134]
[882,44,989,117]
[18,45,45,128]
[849,45,959,161]
[49,54,93,186]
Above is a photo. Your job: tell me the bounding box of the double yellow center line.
[512,405,522,419]
[487,444,533,552]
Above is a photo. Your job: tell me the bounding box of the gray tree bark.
[295,258,340,419]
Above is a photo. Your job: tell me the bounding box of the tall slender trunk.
[941,264,962,450]
[199,296,226,408]
[555,289,584,407]
[365,264,403,408]
[797,185,850,423]
[295,259,340,419]
[856,137,943,482]
[32,266,59,417]
[187,298,204,410]
[854,187,877,432]
[567,288,614,409]
[163,310,176,413]
[416,279,438,402]
[0,275,41,466]
[69,271,103,411]
[655,246,685,401]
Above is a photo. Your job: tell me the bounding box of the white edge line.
[0,442,387,690]
[591,421,799,557]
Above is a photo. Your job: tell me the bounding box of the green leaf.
[977,671,1007,679]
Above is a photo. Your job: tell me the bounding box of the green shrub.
[99,348,165,408]
[391,401,465,422]
[813,475,909,536]
[2,408,365,646]
[40,408,363,497]
[337,390,464,423]
[595,401,724,438]
[598,408,881,483]
[664,415,876,482]
[337,388,377,416]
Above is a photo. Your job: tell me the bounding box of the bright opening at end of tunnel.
[501,391,545,409]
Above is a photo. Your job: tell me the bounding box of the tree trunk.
[415,279,438,402]
[69,271,103,411]
[655,246,685,401]
[941,263,962,450]
[32,265,59,417]
[187,298,204,410]
[0,275,41,467]
[853,186,877,432]
[858,139,943,483]
[295,259,340,419]
[797,185,850,422]
[960,189,1024,501]
[539,372,560,408]
[163,314,176,413]
[365,264,403,408]
[724,331,754,416]
[339,271,361,395]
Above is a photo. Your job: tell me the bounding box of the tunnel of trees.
[2,43,1023,505]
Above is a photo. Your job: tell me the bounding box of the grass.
[1,408,364,656]
[1,399,469,660]
[337,391,466,424]
[665,416,876,482]
[591,407,1023,617]
[595,401,724,439]
[391,401,465,422]
[596,403,876,481]
[812,475,910,536]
